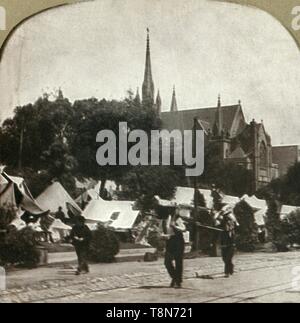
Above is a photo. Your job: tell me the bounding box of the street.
[1,251,300,303]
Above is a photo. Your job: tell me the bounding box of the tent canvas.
[280,205,299,219]
[0,172,46,216]
[173,187,194,206]
[254,209,267,226]
[0,174,8,194]
[83,199,140,231]
[241,195,267,211]
[173,187,235,210]
[36,182,82,216]
[223,195,240,206]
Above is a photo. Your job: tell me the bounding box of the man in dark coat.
[162,209,186,289]
[70,216,92,275]
[215,205,239,278]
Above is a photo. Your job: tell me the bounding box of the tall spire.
[142,28,155,105]
[216,94,223,135]
[156,90,162,114]
[170,86,178,112]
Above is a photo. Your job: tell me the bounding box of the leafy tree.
[234,200,258,252]
[199,143,252,196]
[118,166,182,212]
[258,162,300,206]
[265,198,289,252]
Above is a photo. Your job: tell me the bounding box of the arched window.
[260,141,268,168]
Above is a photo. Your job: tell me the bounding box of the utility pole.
[18,119,24,172]
[192,117,200,251]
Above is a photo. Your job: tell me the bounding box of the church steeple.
[156,90,162,114]
[216,94,223,135]
[170,86,178,112]
[142,28,155,105]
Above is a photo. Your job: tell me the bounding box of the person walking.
[215,205,239,278]
[162,208,186,289]
[70,216,92,276]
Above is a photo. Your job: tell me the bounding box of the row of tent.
[0,168,141,237]
[173,187,300,226]
[2,166,299,240]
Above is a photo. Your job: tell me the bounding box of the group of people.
[66,196,239,281]
[160,203,239,288]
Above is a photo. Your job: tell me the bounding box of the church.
[138,30,279,193]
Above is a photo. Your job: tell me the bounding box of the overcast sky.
[1,0,300,145]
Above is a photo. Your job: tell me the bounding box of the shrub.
[147,230,165,253]
[0,226,40,267]
[88,225,120,263]
[0,207,16,232]
[265,198,289,252]
[280,210,300,247]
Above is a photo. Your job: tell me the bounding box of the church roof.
[228,146,247,159]
[161,105,240,134]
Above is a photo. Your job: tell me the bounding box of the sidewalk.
[1,251,300,303]
[47,248,156,265]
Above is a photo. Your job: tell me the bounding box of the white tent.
[36,182,82,216]
[0,171,47,216]
[173,187,194,206]
[173,187,238,210]
[241,195,267,211]
[173,187,214,208]
[0,174,8,194]
[254,209,267,226]
[83,199,140,231]
[280,205,300,220]
[223,195,240,207]
[49,219,72,242]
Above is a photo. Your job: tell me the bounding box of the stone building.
[139,30,279,192]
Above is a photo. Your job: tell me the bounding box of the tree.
[258,162,300,206]
[234,200,258,252]
[199,143,252,196]
[265,197,289,252]
[118,166,182,212]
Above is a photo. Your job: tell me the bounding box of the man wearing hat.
[215,205,239,278]
[70,215,92,275]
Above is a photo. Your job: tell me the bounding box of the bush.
[265,198,289,252]
[0,207,16,232]
[234,201,259,252]
[88,225,120,263]
[280,210,300,247]
[0,226,40,267]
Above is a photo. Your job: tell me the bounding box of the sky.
[0,0,300,145]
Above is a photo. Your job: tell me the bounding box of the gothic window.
[260,141,268,168]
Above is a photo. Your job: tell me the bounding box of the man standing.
[70,216,92,275]
[215,205,239,278]
[55,207,66,222]
[162,208,186,289]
